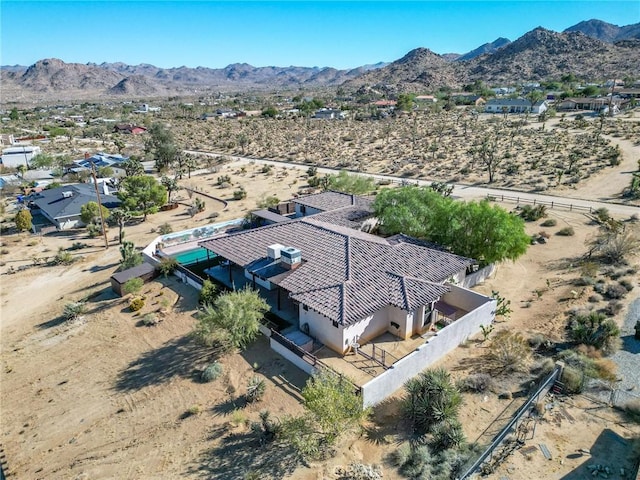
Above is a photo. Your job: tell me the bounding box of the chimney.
[84,152,90,160]
[281,247,301,270]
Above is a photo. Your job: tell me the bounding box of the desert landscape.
[1,134,639,478]
[1,11,640,480]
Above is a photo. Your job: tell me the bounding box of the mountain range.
[1,19,638,101]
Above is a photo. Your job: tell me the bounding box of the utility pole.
[91,163,110,249]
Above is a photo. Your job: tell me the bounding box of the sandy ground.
[1,126,639,478]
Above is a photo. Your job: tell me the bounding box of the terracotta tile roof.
[308,205,373,229]
[200,218,472,325]
[292,191,373,212]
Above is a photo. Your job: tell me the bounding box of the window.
[302,304,308,311]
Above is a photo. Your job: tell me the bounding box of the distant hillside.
[464,28,639,85]
[456,37,511,62]
[564,19,640,42]
[2,18,639,101]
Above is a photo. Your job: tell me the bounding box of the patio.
[204,263,299,325]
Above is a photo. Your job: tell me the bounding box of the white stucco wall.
[360,297,496,407]
[343,308,391,349]
[244,269,275,290]
[299,306,345,353]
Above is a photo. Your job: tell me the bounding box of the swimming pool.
[172,247,217,265]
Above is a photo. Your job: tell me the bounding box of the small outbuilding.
[110,262,158,296]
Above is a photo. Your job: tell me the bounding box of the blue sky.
[2,1,639,69]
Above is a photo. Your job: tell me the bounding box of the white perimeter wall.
[270,337,317,375]
[360,294,496,407]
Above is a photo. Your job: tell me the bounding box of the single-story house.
[484,98,548,114]
[200,215,492,355]
[557,97,629,112]
[111,262,158,296]
[0,174,20,190]
[28,183,121,230]
[372,100,397,108]
[69,152,129,177]
[313,108,347,120]
[113,123,147,135]
[1,145,42,168]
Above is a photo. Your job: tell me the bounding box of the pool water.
[172,247,216,265]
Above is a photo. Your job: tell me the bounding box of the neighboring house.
[372,100,397,109]
[202,109,246,120]
[70,152,129,177]
[134,104,161,113]
[491,87,516,95]
[0,174,21,191]
[451,94,486,106]
[0,134,15,146]
[313,108,346,120]
[28,183,121,230]
[1,145,42,168]
[111,263,158,296]
[614,89,640,99]
[415,95,438,103]
[485,98,548,114]
[558,97,629,112]
[113,123,147,135]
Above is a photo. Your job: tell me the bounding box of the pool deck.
[160,241,203,256]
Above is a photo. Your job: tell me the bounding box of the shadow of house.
[115,336,215,392]
[559,428,636,480]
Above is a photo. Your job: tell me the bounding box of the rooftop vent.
[61,191,73,198]
[281,247,302,270]
[267,243,285,260]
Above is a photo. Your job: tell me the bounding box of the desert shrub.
[158,222,173,235]
[233,187,247,200]
[157,256,178,277]
[185,405,201,417]
[593,207,610,223]
[201,362,223,383]
[588,230,640,265]
[403,368,462,435]
[122,277,144,295]
[588,294,603,303]
[567,311,620,353]
[63,301,87,321]
[540,219,557,227]
[487,331,532,373]
[561,367,584,394]
[141,313,158,326]
[246,375,266,403]
[575,276,596,286]
[624,398,640,423]
[531,358,556,377]
[619,279,634,291]
[396,445,433,479]
[602,300,624,317]
[556,227,575,236]
[52,247,74,265]
[69,242,88,251]
[198,279,218,305]
[519,204,547,221]
[460,373,494,393]
[528,333,553,351]
[129,296,145,312]
[250,410,281,445]
[430,419,465,450]
[604,283,627,299]
[217,174,231,185]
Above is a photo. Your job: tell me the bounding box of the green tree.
[30,153,55,169]
[9,107,19,121]
[261,106,278,118]
[193,288,269,351]
[160,175,179,204]
[119,241,143,270]
[256,193,280,209]
[157,256,178,277]
[109,208,131,244]
[113,135,126,155]
[374,187,529,265]
[121,157,145,177]
[145,123,179,172]
[15,209,32,232]
[326,170,376,194]
[396,93,415,112]
[281,370,368,459]
[80,201,110,225]
[117,175,167,221]
[199,279,218,305]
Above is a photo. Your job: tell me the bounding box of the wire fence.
[456,364,563,480]
[486,193,594,213]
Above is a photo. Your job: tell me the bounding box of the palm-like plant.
[568,311,620,354]
[403,368,462,435]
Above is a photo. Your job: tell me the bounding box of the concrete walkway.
[184,150,640,218]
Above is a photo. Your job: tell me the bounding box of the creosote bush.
[63,301,87,321]
[556,226,575,236]
[198,279,218,305]
[460,373,494,393]
[122,277,144,295]
[141,313,158,326]
[540,218,557,227]
[486,331,532,373]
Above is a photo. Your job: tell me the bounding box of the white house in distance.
[485,98,548,115]
[1,145,42,168]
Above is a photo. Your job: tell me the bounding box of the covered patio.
[204,263,299,325]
